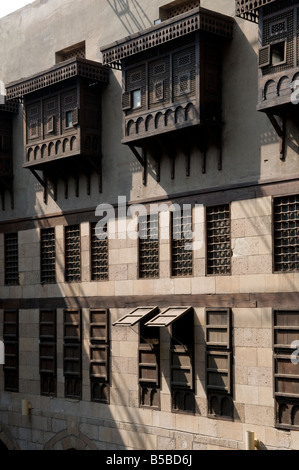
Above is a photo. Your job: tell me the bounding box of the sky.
[0,0,35,19]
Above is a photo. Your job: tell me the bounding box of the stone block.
[109,264,128,281]
[191,276,215,295]
[235,346,257,366]
[235,384,259,404]
[174,277,191,295]
[244,404,274,426]
[114,280,134,296]
[244,216,272,237]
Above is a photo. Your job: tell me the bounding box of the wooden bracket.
[29,168,46,188]
[266,112,286,160]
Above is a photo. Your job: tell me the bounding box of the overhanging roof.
[235,0,277,22]
[145,306,193,327]
[101,7,234,67]
[6,57,110,100]
[113,306,159,327]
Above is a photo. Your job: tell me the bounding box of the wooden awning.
[113,307,159,327]
[145,306,193,327]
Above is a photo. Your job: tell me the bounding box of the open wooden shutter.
[259,45,270,68]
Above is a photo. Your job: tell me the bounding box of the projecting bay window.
[236,1,299,158]
[63,310,82,400]
[206,308,233,420]
[101,3,233,183]
[274,310,299,430]
[90,309,110,404]
[273,195,299,273]
[39,310,57,396]
[5,56,109,202]
[146,306,195,414]
[3,310,19,392]
[0,105,17,210]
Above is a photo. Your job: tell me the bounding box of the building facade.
[0,0,299,451]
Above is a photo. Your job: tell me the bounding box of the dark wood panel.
[2,292,299,310]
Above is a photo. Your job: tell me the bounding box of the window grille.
[91,222,108,281]
[173,47,196,100]
[124,65,146,113]
[171,209,193,277]
[274,195,299,273]
[65,225,81,282]
[3,310,19,392]
[206,308,233,419]
[273,310,299,430]
[139,214,159,279]
[41,228,56,284]
[206,204,231,276]
[40,310,56,396]
[90,309,110,403]
[4,233,19,286]
[63,310,82,399]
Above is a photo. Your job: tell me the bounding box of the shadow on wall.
[106,0,152,35]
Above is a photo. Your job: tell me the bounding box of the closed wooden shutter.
[90,309,110,403]
[171,345,193,389]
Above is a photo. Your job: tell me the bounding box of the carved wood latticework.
[0,101,19,210]
[101,6,234,185]
[6,58,109,203]
[235,0,277,22]
[236,0,299,161]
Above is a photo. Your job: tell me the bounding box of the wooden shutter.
[206,308,231,349]
[40,310,56,376]
[206,308,232,394]
[206,350,232,394]
[90,345,109,382]
[259,45,270,68]
[122,91,132,110]
[72,107,79,126]
[138,343,159,386]
[90,309,110,403]
[3,310,19,392]
[171,345,193,389]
